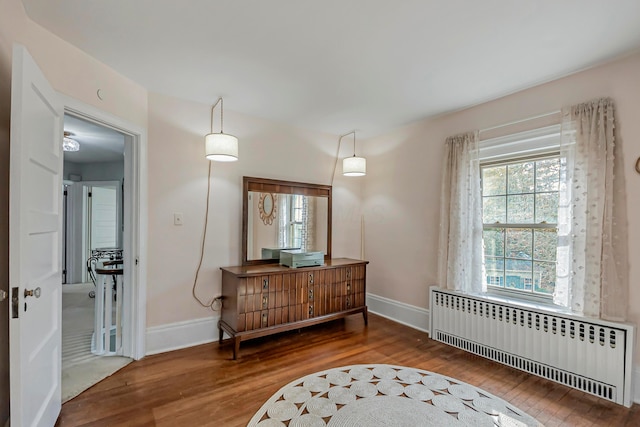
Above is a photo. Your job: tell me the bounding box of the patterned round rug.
[247,365,542,427]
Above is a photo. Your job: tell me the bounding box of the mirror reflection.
[247,192,328,261]
[242,176,332,265]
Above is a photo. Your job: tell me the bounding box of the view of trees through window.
[481,157,560,296]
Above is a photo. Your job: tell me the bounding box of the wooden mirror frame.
[242,176,332,266]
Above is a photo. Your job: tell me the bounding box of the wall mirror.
[243,176,332,265]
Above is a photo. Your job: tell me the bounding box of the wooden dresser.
[219,258,368,359]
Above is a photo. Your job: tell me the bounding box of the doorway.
[61,113,132,402]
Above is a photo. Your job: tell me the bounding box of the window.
[481,156,560,299]
[288,194,304,248]
[280,194,305,249]
[442,100,625,318]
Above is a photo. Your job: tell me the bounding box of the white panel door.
[9,45,63,426]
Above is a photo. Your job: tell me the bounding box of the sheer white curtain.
[555,98,628,321]
[301,197,316,252]
[277,195,288,248]
[437,131,485,293]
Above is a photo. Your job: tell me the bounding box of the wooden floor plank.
[56,314,638,426]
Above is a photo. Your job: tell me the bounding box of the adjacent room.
[2,1,640,426]
[60,113,132,403]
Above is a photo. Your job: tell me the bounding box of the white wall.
[363,52,640,362]
[64,160,124,182]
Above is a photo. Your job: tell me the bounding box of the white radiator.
[429,287,635,407]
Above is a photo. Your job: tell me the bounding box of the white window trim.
[480,125,564,307]
[479,124,561,162]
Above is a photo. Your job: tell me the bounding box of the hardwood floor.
[56,313,640,426]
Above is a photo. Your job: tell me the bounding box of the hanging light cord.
[331,130,356,186]
[210,97,224,134]
[192,161,222,311]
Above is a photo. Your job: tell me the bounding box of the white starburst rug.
[248,364,542,427]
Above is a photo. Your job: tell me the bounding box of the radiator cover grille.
[429,287,635,407]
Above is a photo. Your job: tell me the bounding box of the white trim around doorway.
[59,94,147,360]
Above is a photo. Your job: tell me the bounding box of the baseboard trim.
[145,316,226,356]
[366,293,429,334]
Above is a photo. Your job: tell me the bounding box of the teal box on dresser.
[261,247,299,259]
[279,250,324,268]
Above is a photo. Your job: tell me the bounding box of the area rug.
[62,283,132,403]
[248,364,542,427]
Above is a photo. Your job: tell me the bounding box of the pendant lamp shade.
[339,131,366,176]
[205,132,238,161]
[343,155,366,176]
[205,97,238,162]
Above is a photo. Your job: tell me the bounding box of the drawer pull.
[308,288,314,301]
[346,269,351,279]
[308,273,314,285]
[346,297,351,308]
[263,278,269,290]
[262,312,268,326]
[262,296,268,309]
[309,305,314,317]
[346,283,351,292]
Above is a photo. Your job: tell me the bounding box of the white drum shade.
[343,156,366,176]
[205,132,238,162]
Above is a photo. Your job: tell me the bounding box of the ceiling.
[23,0,640,138]
[63,114,125,163]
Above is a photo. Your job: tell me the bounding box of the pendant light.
[205,97,238,162]
[341,131,366,176]
[63,131,80,152]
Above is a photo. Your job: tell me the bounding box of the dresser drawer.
[220,259,368,359]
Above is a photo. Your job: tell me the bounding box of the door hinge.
[135,258,139,266]
[0,289,7,302]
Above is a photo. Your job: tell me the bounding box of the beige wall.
[146,91,363,326]
[0,0,147,128]
[0,0,148,420]
[4,0,638,407]
[363,52,640,360]
[0,0,364,358]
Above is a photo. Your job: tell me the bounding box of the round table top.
[95,261,123,275]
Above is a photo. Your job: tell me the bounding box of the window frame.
[286,194,304,249]
[480,152,561,304]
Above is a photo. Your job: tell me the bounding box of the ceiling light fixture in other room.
[63,131,80,152]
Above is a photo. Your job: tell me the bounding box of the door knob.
[24,287,41,298]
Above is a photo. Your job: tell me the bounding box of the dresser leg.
[233,337,241,360]
[362,307,368,326]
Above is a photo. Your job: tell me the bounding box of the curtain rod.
[479,110,561,134]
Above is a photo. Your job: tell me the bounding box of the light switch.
[174,212,183,226]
